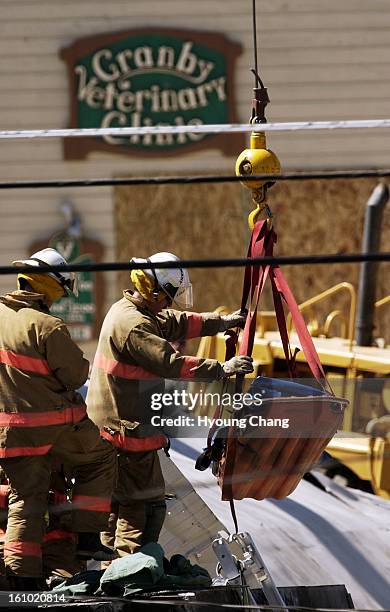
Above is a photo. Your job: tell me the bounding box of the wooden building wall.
[1,0,389,339]
[116,178,390,344]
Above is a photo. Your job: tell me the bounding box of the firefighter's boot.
[7,574,42,591]
[76,532,117,561]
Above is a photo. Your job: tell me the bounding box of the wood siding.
[1,1,389,318]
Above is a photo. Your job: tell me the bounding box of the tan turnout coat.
[0,291,89,457]
[87,291,222,451]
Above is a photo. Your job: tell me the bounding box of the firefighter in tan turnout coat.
[0,248,116,590]
[87,252,253,556]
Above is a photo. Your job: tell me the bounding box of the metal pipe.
[286,282,356,349]
[355,183,389,345]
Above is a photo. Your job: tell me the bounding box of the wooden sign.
[61,28,244,158]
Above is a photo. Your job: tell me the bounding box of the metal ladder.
[212,531,287,610]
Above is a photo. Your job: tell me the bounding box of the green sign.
[61,29,243,158]
[49,234,96,342]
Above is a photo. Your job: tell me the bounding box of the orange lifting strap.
[215,220,348,503]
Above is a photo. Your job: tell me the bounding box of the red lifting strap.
[215,221,276,411]
[218,220,338,528]
[238,220,332,393]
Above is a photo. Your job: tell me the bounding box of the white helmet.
[131,252,193,310]
[12,248,77,296]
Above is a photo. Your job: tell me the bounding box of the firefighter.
[0,466,86,589]
[0,467,9,590]
[0,248,116,590]
[41,466,87,586]
[87,252,253,556]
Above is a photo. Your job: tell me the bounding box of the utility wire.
[1,119,390,139]
[1,169,390,190]
[1,253,390,276]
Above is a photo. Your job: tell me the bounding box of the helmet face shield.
[63,272,78,297]
[131,253,193,309]
[38,268,78,298]
[172,282,193,310]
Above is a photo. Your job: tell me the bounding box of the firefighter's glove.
[219,310,247,332]
[221,356,253,377]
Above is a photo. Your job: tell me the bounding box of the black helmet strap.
[146,259,179,302]
[28,257,72,290]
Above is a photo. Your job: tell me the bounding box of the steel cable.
[1,169,389,190]
[0,252,389,277]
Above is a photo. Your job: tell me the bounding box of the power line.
[1,119,390,140]
[1,169,390,190]
[2,252,390,277]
